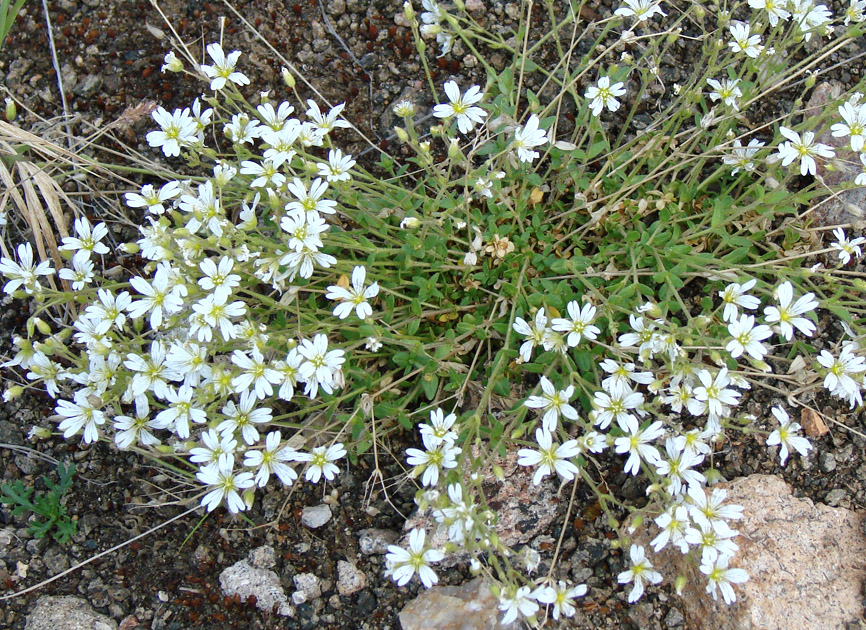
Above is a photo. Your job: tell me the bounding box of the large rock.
[25,595,117,630]
[399,577,513,630]
[674,475,866,630]
[805,82,866,229]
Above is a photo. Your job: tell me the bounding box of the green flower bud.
[5,97,17,122]
[281,67,296,88]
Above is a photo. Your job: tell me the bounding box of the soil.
[0,1,865,629]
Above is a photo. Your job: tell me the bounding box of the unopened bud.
[447,138,464,161]
[492,465,505,482]
[5,97,17,122]
[32,317,52,336]
[4,386,23,402]
[675,575,687,595]
[394,126,409,143]
[400,216,420,230]
[120,242,140,254]
[281,67,295,88]
[805,72,817,90]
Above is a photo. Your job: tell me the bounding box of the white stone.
[336,560,367,596]
[25,596,116,630]
[292,572,322,605]
[219,558,293,617]
[301,504,332,529]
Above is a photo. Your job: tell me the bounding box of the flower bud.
[5,97,17,122]
[674,575,687,595]
[243,488,256,511]
[4,386,23,402]
[32,317,52,336]
[27,425,51,439]
[492,465,505,482]
[403,1,415,21]
[400,216,420,230]
[120,242,140,254]
[447,137,464,162]
[805,72,817,90]
[161,51,183,73]
[393,126,410,143]
[281,67,295,88]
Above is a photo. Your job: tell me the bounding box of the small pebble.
[336,560,367,596]
[301,504,332,529]
[820,452,837,473]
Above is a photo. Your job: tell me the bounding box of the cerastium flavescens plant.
[1,0,866,624]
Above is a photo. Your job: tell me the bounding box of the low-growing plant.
[0,461,77,543]
[2,0,866,624]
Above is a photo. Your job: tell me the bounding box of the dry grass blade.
[14,161,65,283]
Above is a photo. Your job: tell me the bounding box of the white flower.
[231,347,281,400]
[618,314,663,360]
[293,442,346,483]
[200,43,250,91]
[325,266,379,320]
[256,100,294,130]
[817,344,865,408]
[830,227,866,264]
[286,177,337,215]
[406,432,461,487]
[523,376,578,432]
[726,313,773,360]
[551,300,600,347]
[512,114,548,163]
[432,81,487,134]
[317,148,356,182]
[535,581,586,620]
[617,544,662,603]
[844,0,866,24]
[189,428,236,469]
[240,158,286,189]
[748,0,791,25]
[686,484,744,535]
[691,368,741,420]
[700,554,749,605]
[776,126,835,176]
[122,340,179,399]
[517,428,581,485]
[728,22,762,58]
[153,384,206,439]
[58,255,95,291]
[766,406,811,465]
[655,438,706,496]
[498,586,539,625]
[161,50,183,73]
[392,100,416,117]
[124,181,180,215]
[305,100,351,133]
[280,208,328,253]
[217,391,273,446]
[722,138,764,174]
[60,216,109,260]
[196,456,255,513]
[651,504,690,553]
[685,520,739,564]
[0,242,55,295]
[385,528,444,589]
[198,256,241,302]
[113,396,161,450]
[614,0,666,22]
[418,408,458,447]
[127,265,185,330]
[298,334,346,398]
[762,281,818,341]
[585,76,627,117]
[707,78,743,111]
[592,386,644,430]
[146,106,198,157]
[831,102,866,152]
[512,308,551,362]
[613,415,664,476]
[56,392,106,444]
[599,359,654,395]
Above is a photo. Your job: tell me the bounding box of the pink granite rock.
[669,475,866,630]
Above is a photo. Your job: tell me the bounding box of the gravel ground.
[1,1,866,629]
